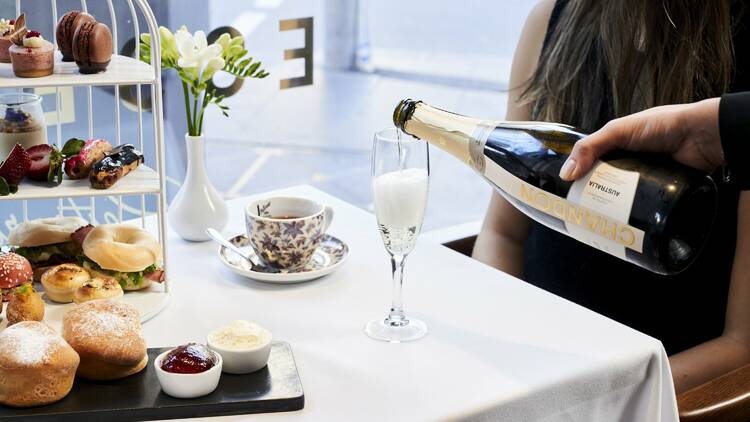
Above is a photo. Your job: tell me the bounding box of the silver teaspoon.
[206,228,279,273]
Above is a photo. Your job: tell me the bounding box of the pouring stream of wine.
[397,128,405,170]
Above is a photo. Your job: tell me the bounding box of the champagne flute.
[366,127,429,342]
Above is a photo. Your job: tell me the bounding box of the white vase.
[169,133,229,241]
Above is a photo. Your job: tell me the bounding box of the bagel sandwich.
[78,224,164,291]
[10,217,91,270]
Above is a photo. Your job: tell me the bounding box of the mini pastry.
[0,18,16,63]
[6,283,44,325]
[9,15,54,78]
[62,300,148,380]
[0,252,32,302]
[73,275,123,303]
[64,138,112,179]
[0,321,80,407]
[56,10,95,62]
[72,20,112,74]
[90,144,143,189]
[41,263,91,303]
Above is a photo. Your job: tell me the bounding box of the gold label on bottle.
[484,159,645,255]
[469,119,645,257]
[566,162,642,257]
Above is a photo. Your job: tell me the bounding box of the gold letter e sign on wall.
[279,17,313,89]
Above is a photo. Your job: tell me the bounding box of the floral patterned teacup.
[245,197,334,270]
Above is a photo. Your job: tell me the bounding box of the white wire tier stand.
[0,0,169,331]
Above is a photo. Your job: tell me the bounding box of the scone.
[41,263,90,303]
[62,300,148,380]
[0,321,79,407]
[73,275,123,303]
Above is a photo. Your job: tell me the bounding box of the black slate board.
[0,341,304,421]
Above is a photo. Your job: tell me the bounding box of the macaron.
[56,11,95,62]
[72,21,112,74]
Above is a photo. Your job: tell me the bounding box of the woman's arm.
[471,0,555,276]
[670,192,750,393]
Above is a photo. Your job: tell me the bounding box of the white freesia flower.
[201,56,226,83]
[139,24,267,136]
[175,27,224,72]
[215,33,232,57]
[159,26,179,63]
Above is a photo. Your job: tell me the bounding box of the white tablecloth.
[146,185,679,422]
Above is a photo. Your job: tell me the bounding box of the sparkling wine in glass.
[366,127,429,342]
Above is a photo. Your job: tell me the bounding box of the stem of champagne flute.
[386,253,409,327]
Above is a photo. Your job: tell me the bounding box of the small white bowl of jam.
[155,343,223,398]
[207,320,272,374]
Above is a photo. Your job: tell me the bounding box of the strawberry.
[26,144,63,184]
[0,144,30,186]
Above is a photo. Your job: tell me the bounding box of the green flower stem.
[191,95,199,136]
[196,90,211,135]
[182,81,194,135]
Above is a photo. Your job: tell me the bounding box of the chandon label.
[468,120,645,258]
[481,159,645,256]
[565,161,641,258]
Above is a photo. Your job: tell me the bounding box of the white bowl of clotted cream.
[207,320,272,374]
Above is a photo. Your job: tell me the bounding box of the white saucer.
[218,234,349,284]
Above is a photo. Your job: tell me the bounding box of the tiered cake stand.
[0,0,168,331]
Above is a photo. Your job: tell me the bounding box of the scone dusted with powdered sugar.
[0,321,80,407]
[62,300,147,380]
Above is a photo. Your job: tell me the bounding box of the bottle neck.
[395,100,492,171]
[394,100,588,169]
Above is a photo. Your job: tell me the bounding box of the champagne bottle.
[393,99,718,275]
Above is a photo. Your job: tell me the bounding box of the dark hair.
[522,0,735,132]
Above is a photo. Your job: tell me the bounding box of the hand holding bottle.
[559,98,723,180]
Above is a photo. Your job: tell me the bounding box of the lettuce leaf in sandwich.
[78,255,162,290]
[15,241,82,266]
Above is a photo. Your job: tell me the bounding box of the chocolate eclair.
[89,144,143,189]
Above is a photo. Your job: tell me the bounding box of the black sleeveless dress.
[523,0,749,355]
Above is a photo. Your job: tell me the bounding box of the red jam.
[25,30,40,38]
[160,343,216,374]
